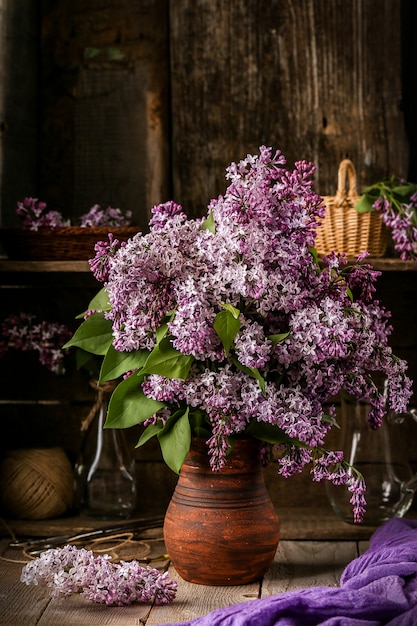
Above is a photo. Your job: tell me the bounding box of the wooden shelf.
[0,257,416,273]
[363,258,417,271]
[0,259,90,272]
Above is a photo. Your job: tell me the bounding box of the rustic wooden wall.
[0,0,39,225]
[38,0,171,230]
[1,0,417,520]
[2,1,413,225]
[170,0,409,216]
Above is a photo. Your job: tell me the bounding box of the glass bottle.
[326,395,417,525]
[75,381,136,519]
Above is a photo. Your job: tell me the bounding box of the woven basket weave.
[315,159,388,257]
[0,226,139,260]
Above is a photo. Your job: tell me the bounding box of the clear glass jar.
[326,395,417,525]
[75,381,136,519]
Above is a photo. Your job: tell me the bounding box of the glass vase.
[75,382,136,519]
[326,396,417,525]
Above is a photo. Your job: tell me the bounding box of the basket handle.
[334,159,358,204]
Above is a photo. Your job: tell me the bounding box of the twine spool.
[0,447,74,520]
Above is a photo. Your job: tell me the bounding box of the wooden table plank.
[38,596,151,626]
[263,541,358,596]
[146,541,359,624]
[0,516,375,626]
[358,540,371,555]
[146,567,259,625]
[0,539,52,626]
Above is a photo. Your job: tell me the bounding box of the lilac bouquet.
[21,544,177,606]
[16,197,132,231]
[355,179,417,260]
[64,146,413,523]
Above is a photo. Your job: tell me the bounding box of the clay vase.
[163,436,280,585]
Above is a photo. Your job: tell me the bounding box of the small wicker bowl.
[0,226,139,261]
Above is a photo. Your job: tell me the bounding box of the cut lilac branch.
[20,545,177,606]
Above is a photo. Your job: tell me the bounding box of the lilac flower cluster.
[16,197,132,230]
[16,197,70,230]
[20,544,177,606]
[356,178,417,261]
[79,204,132,227]
[374,191,417,260]
[88,233,125,282]
[88,146,413,523]
[0,312,71,374]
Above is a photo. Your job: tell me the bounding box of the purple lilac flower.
[149,200,186,231]
[1,312,71,374]
[16,197,70,231]
[79,204,132,227]
[234,319,272,368]
[373,192,417,261]
[348,477,367,524]
[20,545,177,606]
[88,233,125,282]
[142,375,185,403]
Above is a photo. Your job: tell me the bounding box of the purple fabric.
[160,518,417,626]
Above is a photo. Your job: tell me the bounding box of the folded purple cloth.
[160,518,417,626]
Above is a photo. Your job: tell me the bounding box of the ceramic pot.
[163,436,280,585]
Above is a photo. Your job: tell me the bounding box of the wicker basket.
[0,226,139,261]
[315,159,388,257]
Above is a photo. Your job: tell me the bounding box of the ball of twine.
[0,447,74,520]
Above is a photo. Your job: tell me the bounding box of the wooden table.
[0,508,380,625]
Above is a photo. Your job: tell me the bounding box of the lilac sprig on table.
[20,545,177,606]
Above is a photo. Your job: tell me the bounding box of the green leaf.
[231,355,266,395]
[268,332,290,346]
[99,344,149,384]
[75,288,111,319]
[155,323,169,344]
[245,420,298,445]
[63,312,113,355]
[158,409,191,473]
[213,309,240,355]
[221,303,240,318]
[200,210,216,233]
[346,285,353,302]
[322,414,341,429]
[105,373,166,429]
[75,348,100,377]
[354,195,376,214]
[309,245,319,263]
[136,422,165,447]
[392,183,417,199]
[188,409,211,438]
[142,336,194,379]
